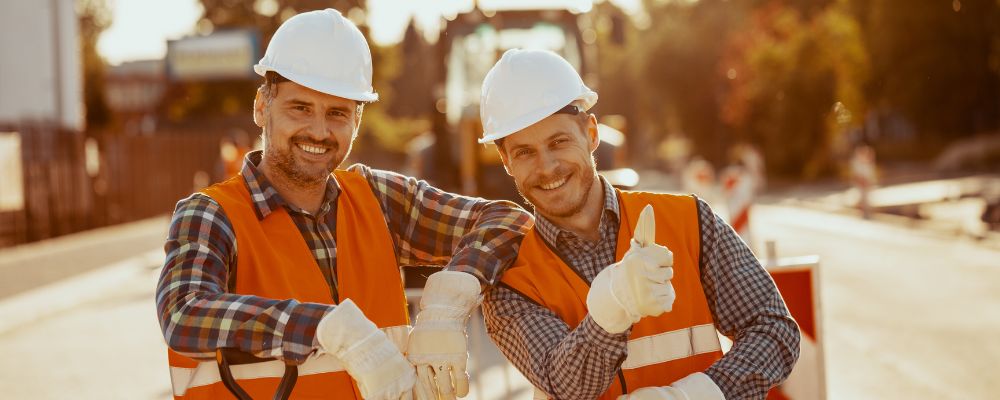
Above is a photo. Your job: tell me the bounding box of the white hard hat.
[479,49,597,144]
[254,9,378,102]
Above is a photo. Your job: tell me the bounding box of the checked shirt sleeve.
[696,198,801,399]
[482,284,629,399]
[351,164,532,285]
[155,193,332,364]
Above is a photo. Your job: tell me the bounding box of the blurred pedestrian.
[850,144,877,219]
[477,49,799,400]
[156,9,531,400]
[681,156,716,200]
[214,129,251,182]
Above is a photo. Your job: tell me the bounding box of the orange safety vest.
[500,191,723,400]
[166,170,409,399]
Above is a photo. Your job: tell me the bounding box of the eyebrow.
[508,131,572,153]
[285,98,313,107]
[285,98,353,114]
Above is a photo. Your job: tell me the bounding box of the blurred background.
[0,0,998,399]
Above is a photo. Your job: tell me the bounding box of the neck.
[544,175,605,242]
[258,162,327,215]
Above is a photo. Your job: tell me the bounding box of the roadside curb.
[0,249,162,336]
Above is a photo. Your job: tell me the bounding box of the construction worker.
[156,9,531,399]
[478,49,799,400]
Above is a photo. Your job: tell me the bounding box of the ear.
[586,114,600,152]
[353,102,364,131]
[496,144,512,176]
[253,90,266,128]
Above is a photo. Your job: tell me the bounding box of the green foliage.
[720,1,869,178]
[861,0,1000,138]
[596,0,999,177]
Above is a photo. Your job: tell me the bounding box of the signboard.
[0,132,24,211]
[166,30,260,81]
[766,256,826,400]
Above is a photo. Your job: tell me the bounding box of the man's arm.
[351,164,531,283]
[697,198,801,399]
[155,194,330,363]
[482,284,628,399]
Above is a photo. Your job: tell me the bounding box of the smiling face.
[253,80,362,188]
[498,111,601,219]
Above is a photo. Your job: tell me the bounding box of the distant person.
[850,144,877,219]
[156,9,531,399]
[478,49,799,399]
[215,129,252,182]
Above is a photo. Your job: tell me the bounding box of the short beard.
[262,119,345,189]
[520,166,597,219]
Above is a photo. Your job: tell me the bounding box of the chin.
[529,191,585,219]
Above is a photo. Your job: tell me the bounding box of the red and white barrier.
[765,256,826,400]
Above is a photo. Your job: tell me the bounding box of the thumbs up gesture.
[587,205,676,334]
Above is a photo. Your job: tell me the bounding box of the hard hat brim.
[479,90,597,144]
[254,64,379,103]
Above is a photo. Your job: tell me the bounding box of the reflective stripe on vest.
[621,323,721,370]
[531,324,721,399]
[169,325,410,397]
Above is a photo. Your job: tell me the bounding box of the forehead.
[502,113,582,148]
[274,81,356,109]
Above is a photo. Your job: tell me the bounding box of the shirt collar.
[240,150,341,220]
[534,175,620,247]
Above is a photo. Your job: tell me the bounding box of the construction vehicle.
[410,6,635,205]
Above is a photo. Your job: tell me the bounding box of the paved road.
[1,199,997,399]
[750,203,1000,399]
[0,234,531,399]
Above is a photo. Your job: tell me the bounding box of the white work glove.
[616,372,726,400]
[316,299,415,400]
[587,204,676,334]
[408,271,481,400]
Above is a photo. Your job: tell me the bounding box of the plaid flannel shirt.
[482,177,800,399]
[156,150,531,364]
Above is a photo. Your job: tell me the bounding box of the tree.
[719,0,869,178]
[77,0,112,130]
[860,0,1000,142]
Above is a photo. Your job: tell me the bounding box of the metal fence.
[1,123,90,246]
[1,123,226,248]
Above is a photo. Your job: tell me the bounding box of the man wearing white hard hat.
[479,49,799,400]
[156,9,530,400]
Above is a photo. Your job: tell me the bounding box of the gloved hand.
[615,372,726,400]
[587,204,676,334]
[408,270,481,400]
[316,299,415,400]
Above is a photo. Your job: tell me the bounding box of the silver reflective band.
[621,323,721,370]
[169,325,411,396]
[530,324,721,400]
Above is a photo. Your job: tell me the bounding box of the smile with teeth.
[539,175,569,191]
[297,143,328,155]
